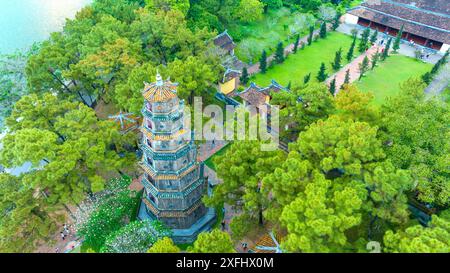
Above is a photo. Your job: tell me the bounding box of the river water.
[0,0,91,54]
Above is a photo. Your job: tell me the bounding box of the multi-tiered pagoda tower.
[137,73,215,243]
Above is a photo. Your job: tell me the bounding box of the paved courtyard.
[337,23,442,64]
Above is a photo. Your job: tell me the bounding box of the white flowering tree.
[318,5,337,22]
[76,176,139,251]
[101,220,172,253]
[73,176,133,231]
[289,13,315,39]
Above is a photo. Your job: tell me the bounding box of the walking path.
[425,62,450,96]
[337,23,441,64]
[326,44,382,92]
[35,213,80,253]
[197,140,227,162]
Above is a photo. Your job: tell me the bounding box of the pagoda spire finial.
[156,69,163,86]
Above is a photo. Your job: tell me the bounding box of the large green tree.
[380,78,450,206]
[205,141,285,230]
[0,173,59,253]
[145,0,191,16]
[286,116,414,245]
[0,93,133,205]
[270,83,335,140]
[27,4,218,109]
[280,172,365,253]
[148,237,180,253]
[188,229,235,253]
[234,0,264,23]
[334,84,379,124]
[383,214,450,253]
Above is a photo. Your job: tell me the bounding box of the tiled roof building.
[213,30,236,55]
[238,80,289,110]
[345,0,450,52]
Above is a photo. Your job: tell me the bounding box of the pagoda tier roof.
[141,142,190,154]
[143,177,205,199]
[141,127,187,141]
[142,108,183,121]
[140,143,192,161]
[139,161,198,180]
[143,73,179,102]
[143,197,203,218]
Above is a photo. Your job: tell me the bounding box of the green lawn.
[356,54,432,105]
[251,32,355,87]
[204,143,231,171]
[229,8,315,63]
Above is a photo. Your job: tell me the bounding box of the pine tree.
[371,50,379,70]
[358,56,370,80]
[430,51,448,75]
[316,62,328,82]
[332,48,342,71]
[319,22,327,39]
[382,38,392,60]
[293,34,300,53]
[240,67,249,84]
[358,28,371,52]
[393,25,404,52]
[260,50,267,73]
[303,72,311,84]
[370,29,378,45]
[351,29,358,40]
[329,78,336,95]
[307,26,314,45]
[275,42,285,63]
[332,13,341,31]
[421,72,432,84]
[344,69,351,84]
[346,35,356,62]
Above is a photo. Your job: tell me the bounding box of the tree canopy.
[188,229,235,253]
[0,93,134,205]
[379,79,450,207]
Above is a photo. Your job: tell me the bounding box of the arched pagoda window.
[146,173,155,185]
[149,193,156,203]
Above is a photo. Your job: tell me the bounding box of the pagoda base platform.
[137,199,216,244]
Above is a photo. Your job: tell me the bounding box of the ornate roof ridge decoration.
[253,231,285,253]
[143,72,179,102]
